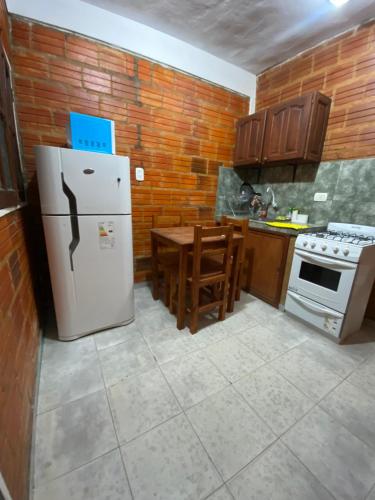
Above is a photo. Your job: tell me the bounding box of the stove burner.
[307,230,375,246]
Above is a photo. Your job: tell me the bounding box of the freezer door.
[43,214,134,340]
[36,146,131,215]
[36,145,70,215]
[61,148,131,214]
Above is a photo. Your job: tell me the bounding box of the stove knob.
[321,244,327,251]
[311,242,316,249]
[333,247,339,254]
[303,240,308,247]
[343,248,349,256]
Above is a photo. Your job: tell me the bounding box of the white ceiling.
[84,0,375,74]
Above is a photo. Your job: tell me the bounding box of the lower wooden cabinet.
[243,228,291,307]
[366,281,375,320]
[243,229,375,316]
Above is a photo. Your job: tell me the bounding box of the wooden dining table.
[151,226,244,330]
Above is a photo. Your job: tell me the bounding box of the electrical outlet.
[314,192,328,202]
[135,167,144,182]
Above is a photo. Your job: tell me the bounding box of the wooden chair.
[152,215,182,305]
[221,216,249,301]
[169,225,234,334]
[183,219,218,227]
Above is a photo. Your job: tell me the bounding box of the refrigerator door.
[36,146,70,215]
[36,146,131,215]
[43,214,134,340]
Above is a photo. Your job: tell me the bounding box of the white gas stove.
[286,223,375,341]
[296,222,375,262]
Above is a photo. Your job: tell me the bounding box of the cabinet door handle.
[264,157,268,161]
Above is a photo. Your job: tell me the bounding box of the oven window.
[299,261,341,291]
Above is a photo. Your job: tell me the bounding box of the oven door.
[288,249,357,313]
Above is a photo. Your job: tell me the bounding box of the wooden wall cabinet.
[262,94,312,163]
[233,110,267,166]
[243,228,290,307]
[233,91,331,167]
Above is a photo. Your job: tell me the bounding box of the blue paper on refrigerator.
[67,112,116,154]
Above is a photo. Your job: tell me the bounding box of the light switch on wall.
[314,192,328,202]
[135,167,144,181]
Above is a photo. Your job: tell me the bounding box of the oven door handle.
[288,291,343,318]
[295,249,357,270]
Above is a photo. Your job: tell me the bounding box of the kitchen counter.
[216,215,326,236]
[215,215,327,309]
[248,219,326,236]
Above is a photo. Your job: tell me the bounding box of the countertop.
[248,220,326,237]
[216,215,326,237]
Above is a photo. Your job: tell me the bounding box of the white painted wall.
[7,0,256,111]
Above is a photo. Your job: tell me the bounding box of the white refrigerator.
[36,146,134,341]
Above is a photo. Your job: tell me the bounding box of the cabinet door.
[305,92,331,162]
[365,280,375,320]
[233,110,267,166]
[244,230,289,306]
[263,94,312,163]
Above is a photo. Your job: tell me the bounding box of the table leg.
[235,258,243,302]
[151,234,160,300]
[177,246,188,330]
[228,241,242,312]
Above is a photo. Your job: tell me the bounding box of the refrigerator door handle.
[61,172,78,214]
[61,173,80,271]
[69,215,80,271]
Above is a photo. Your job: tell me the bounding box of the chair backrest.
[182,218,219,227]
[152,215,182,228]
[192,225,233,283]
[221,216,248,236]
[183,219,217,227]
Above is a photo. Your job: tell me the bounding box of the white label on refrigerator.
[98,221,115,249]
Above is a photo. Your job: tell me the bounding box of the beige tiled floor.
[32,284,375,500]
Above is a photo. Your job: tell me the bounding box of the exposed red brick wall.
[10,17,249,281]
[0,4,40,500]
[256,20,375,161]
[0,210,39,500]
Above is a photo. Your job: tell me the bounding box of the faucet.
[266,186,278,210]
